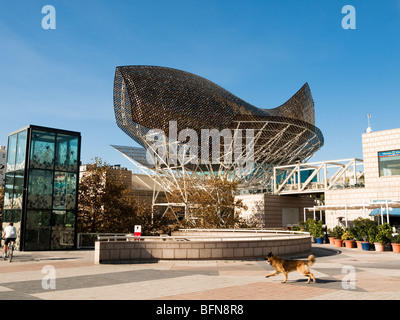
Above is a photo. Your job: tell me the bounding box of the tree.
[78,158,109,233]
[166,175,249,229]
[77,158,170,235]
[78,158,138,233]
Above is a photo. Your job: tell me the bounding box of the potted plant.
[298,221,308,233]
[341,229,355,248]
[391,234,400,253]
[332,225,344,247]
[373,223,392,252]
[361,238,371,251]
[308,219,324,244]
[327,228,335,245]
[355,235,366,250]
[352,217,377,250]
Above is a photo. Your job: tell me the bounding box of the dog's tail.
[307,255,316,266]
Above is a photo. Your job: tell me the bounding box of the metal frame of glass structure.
[112,66,324,217]
[2,125,81,251]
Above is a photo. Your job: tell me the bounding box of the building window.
[378,150,400,177]
[30,130,56,170]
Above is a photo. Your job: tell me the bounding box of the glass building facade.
[2,125,81,251]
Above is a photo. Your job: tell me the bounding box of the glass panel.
[51,210,75,249]
[3,172,14,209]
[15,130,27,171]
[30,130,55,170]
[67,173,77,210]
[6,134,17,172]
[53,172,67,210]
[379,150,400,177]
[27,169,53,209]
[52,172,77,210]
[12,170,24,209]
[55,134,79,172]
[2,209,22,224]
[24,210,51,250]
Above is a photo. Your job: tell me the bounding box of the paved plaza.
[0,244,399,300]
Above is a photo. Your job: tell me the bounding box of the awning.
[369,208,400,217]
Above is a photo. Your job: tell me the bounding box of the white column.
[386,199,390,224]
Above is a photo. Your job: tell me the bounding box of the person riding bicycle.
[2,223,17,258]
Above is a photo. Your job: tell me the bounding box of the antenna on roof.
[366,113,372,133]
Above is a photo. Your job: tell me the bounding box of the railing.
[177,228,309,235]
[77,233,128,249]
[96,229,310,243]
[273,158,364,195]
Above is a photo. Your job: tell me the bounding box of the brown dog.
[265,252,316,284]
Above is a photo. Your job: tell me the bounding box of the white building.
[324,127,400,229]
[238,127,400,230]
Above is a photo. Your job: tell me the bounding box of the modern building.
[322,127,400,229]
[111,65,324,223]
[2,125,81,250]
[268,126,400,230]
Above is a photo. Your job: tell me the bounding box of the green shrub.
[391,234,400,244]
[373,223,393,244]
[331,225,344,239]
[352,217,377,242]
[306,219,324,238]
[290,225,301,231]
[341,228,354,240]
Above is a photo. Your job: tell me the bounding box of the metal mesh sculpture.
[112,65,324,202]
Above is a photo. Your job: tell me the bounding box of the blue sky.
[1,0,400,170]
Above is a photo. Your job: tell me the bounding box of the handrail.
[77,233,128,249]
[97,230,310,242]
[177,228,309,235]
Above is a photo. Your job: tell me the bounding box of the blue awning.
[369,208,400,217]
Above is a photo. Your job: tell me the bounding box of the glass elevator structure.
[2,125,81,250]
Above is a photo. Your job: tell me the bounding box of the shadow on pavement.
[311,246,341,257]
[280,246,341,260]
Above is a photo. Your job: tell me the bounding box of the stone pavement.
[0,244,400,300]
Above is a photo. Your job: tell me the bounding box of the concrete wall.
[238,193,316,228]
[94,235,312,264]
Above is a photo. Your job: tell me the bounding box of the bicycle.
[2,238,15,263]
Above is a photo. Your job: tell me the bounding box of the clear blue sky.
[1,0,399,170]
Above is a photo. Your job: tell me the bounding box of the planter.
[356,241,364,250]
[328,237,335,245]
[334,239,343,247]
[374,243,385,252]
[343,240,355,248]
[361,242,370,251]
[391,243,400,253]
[316,237,324,244]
